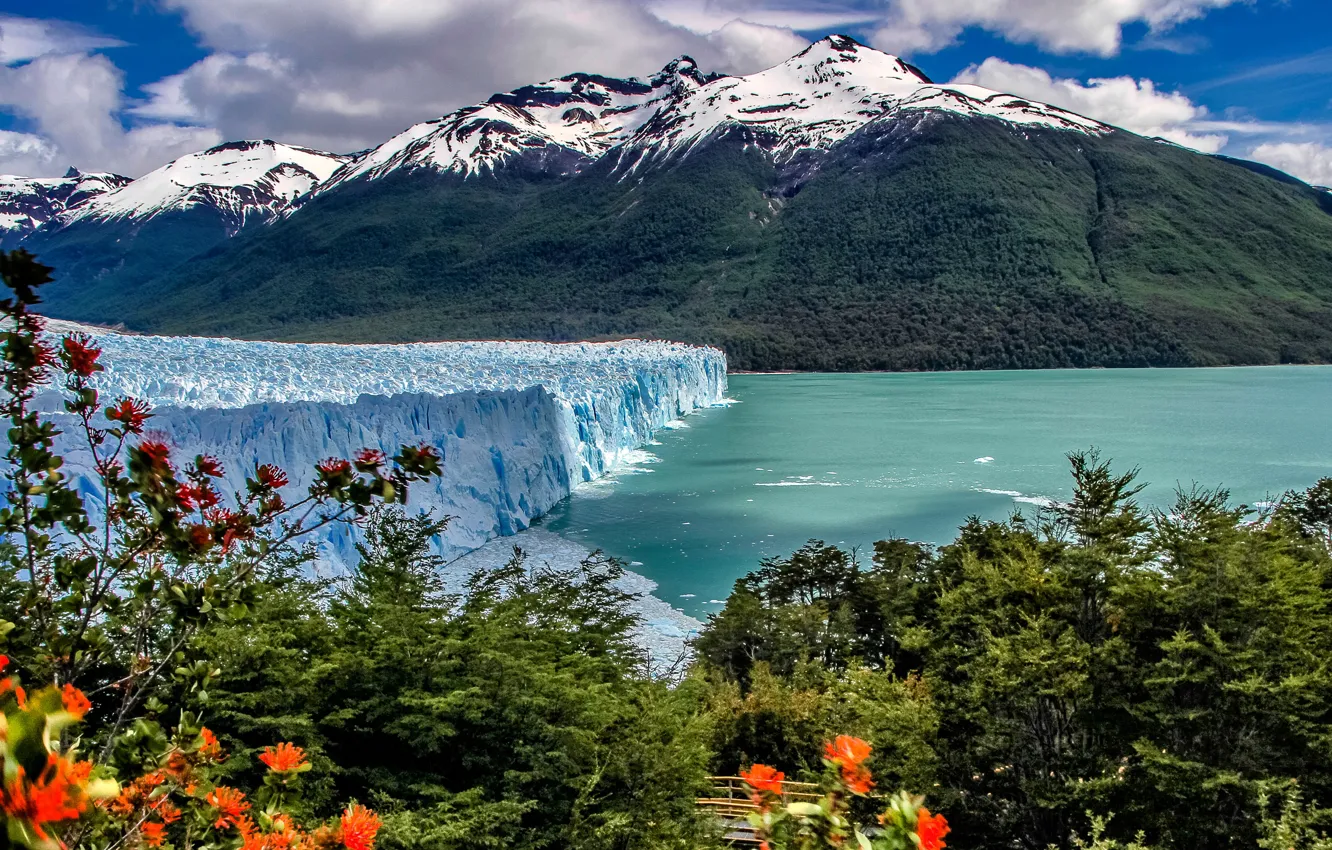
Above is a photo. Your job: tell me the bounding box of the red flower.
[196,455,225,478]
[192,484,221,509]
[318,458,352,477]
[205,786,249,829]
[203,508,237,526]
[354,449,386,470]
[258,743,308,773]
[187,524,215,550]
[255,464,289,490]
[916,808,950,850]
[341,804,382,850]
[136,440,173,473]
[61,334,103,377]
[141,821,167,847]
[417,444,440,462]
[740,764,785,797]
[107,397,152,434]
[0,655,9,673]
[33,339,56,369]
[176,485,197,511]
[61,683,91,719]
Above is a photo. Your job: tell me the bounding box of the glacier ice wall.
[39,323,728,560]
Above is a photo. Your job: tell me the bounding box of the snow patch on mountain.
[617,35,1107,166]
[0,169,130,242]
[38,320,728,557]
[316,34,1107,187]
[58,141,350,229]
[319,59,712,187]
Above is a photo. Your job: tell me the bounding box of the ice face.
[39,322,728,562]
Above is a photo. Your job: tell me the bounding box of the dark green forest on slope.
[31,113,1332,371]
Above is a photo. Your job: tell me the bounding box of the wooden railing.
[696,776,822,845]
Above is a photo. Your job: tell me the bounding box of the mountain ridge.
[11,35,1332,373]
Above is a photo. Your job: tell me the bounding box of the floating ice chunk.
[974,456,995,464]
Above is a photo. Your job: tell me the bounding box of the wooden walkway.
[696,776,822,845]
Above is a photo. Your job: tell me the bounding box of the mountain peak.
[653,55,711,89]
[59,140,350,228]
[615,35,1106,166]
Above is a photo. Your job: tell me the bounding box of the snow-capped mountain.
[0,169,130,244]
[316,58,713,189]
[616,35,1106,167]
[9,37,1116,230]
[314,35,1106,188]
[58,140,350,230]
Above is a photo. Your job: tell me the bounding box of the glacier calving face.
[39,322,727,560]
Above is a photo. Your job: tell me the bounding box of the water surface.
[540,368,1332,617]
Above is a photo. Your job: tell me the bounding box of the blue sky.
[0,0,1329,183]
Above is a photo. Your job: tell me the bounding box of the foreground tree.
[698,450,1332,850]
[0,249,442,849]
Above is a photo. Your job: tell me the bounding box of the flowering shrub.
[0,250,437,848]
[0,656,116,848]
[742,735,949,850]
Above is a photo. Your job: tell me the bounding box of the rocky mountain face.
[0,169,130,247]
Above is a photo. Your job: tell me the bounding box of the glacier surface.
[39,321,728,562]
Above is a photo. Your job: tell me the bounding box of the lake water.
[539,368,1332,618]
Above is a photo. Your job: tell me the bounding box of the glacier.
[38,321,728,564]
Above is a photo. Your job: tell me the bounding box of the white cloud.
[952,57,1332,185]
[0,129,57,176]
[1249,142,1332,187]
[870,0,1246,57]
[647,0,879,32]
[953,57,1228,152]
[705,19,810,73]
[0,15,123,64]
[136,0,812,154]
[0,46,221,177]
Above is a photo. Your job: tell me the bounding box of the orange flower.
[916,808,950,850]
[843,769,874,795]
[62,682,91,718]
[154,799,182,825]
[199,727,223,760]
[206,786,250,829]
[340,804,382,850]
[141,821,167,847]
[259,743,309,773]
[237,815,265,850]
[824,736,874,795]
[824,736,871,768]
[1,755,90,839]
[740,764,785,797]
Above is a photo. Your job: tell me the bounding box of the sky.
[0,0,1329,185]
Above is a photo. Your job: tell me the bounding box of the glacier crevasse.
[38,323,728,561]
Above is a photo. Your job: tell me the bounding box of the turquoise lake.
[540,367,1332,618]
